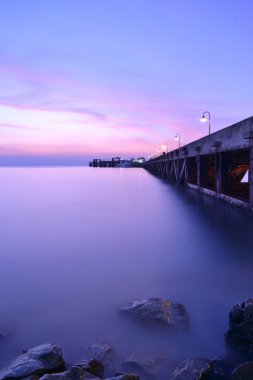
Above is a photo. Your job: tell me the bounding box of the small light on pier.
[162,143,168,154]
[200,111,211,135]
[174,133,181,148]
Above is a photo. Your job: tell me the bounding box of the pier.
[144,116,253,211]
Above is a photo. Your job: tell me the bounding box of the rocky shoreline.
[1,298,253,380]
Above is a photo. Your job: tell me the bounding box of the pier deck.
[144,116,253,211]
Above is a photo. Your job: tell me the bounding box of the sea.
[0,166,253,377]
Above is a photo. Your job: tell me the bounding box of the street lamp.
[174,133,180,148]
[162,143,168,154]
[200,111,211,135]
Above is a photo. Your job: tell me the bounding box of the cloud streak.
[0,122,45,131]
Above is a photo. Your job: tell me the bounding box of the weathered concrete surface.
[156,116,253,160]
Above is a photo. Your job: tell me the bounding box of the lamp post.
[200,111,211,135]
[162,143,168,154]
[174,133,180,148]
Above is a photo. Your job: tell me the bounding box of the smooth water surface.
[0,167,253,375]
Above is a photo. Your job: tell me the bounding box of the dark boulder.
[120,298,188,329]
[225,299,253,355]
[39,364,101,380]
[83,342,114,375]
[170,358,212,380]
[81,359,104,378]
[210,357,233,379]
[0,343,65,379]
[232,361,253,380]
[105,374,139,380]
[123,353,166,377]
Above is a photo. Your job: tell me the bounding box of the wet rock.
[81,359,104,378]
[120,298,188,329]
[170,358,212,380]
[83,342,114,374]
[123,353,166,377]
[225,299,253,355]
[40,364,101,380]
[232,361,253,380]
[210,357,233,379]
[0,343,65,379]
[106,374,139,380]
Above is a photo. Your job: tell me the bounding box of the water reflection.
[0,167,252,376]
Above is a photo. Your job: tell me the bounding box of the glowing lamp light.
[162,143,168,153]
[200,111,211,135]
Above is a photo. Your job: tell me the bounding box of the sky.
[0,0,252,165]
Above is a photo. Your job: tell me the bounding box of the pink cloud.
[0,122,45,131]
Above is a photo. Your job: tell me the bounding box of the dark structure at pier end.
[89,157,145,168]
[144,116,253,211]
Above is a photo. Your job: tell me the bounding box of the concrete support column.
[176,153,179,182]
[215,151,222,196]
[249,145,253,207]
[195,147,201,188]
[185,156,188,183]
[196,155,200,188]
[182,148,188,184]
[214,142,222,197]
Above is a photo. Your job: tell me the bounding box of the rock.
[123,353,166,377]
[106,374,139,380]
[120,298,188,329]
[0,343,65,379]
[81,359,104,378]
[40,365,101,380]
[232,361,253,380]
[83,342,114,374]
[170,358,212,380]
[210,357,233,379]
[225,299,253,354]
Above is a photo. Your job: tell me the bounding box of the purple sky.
[0,0,252,164]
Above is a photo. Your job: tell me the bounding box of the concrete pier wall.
[144,116,253,211]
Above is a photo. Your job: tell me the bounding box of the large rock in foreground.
[40,364,101,380]
[106,375,139,380]
[123,353,166,377]
[120,298,188,329]
[83,342,114,375]
[170,358,212,380]
[0,343,65,379]
[225,299,253,354]
[232,361,253,380]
